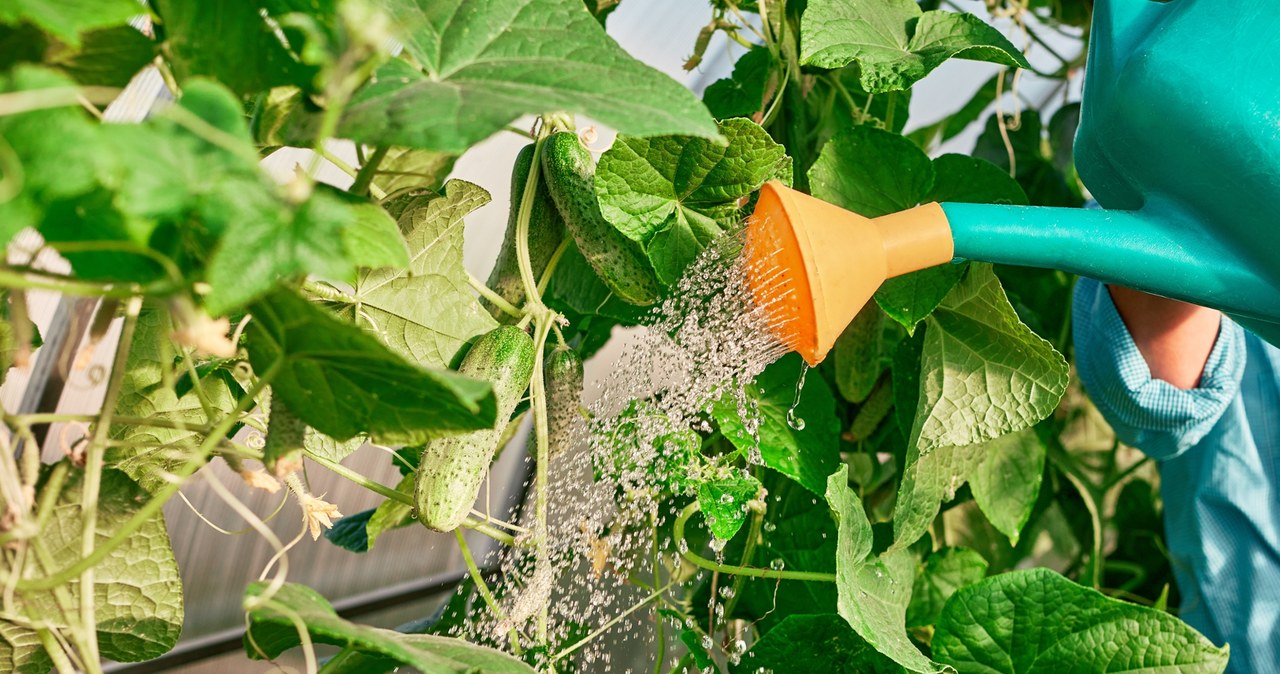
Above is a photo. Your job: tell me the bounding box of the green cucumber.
[541,131,661,306]
[414,325,535,532]
[545,346,585,459]
[264,395,306,477]
[848,376,893,442]
[484,143,566,320]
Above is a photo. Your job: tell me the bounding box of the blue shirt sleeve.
[1071,277,1247,460]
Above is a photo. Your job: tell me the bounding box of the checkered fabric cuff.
[1072,277,1245,460]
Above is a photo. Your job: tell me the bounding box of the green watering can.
[749,0,1280,364]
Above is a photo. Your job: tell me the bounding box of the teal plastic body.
[944,0,1280,344]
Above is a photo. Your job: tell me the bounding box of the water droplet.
[784,361,810,431]
[769,558,786,571]
[719,492,735,504]
[762,521,777,533]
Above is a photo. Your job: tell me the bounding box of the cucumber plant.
[0,1,1228,673]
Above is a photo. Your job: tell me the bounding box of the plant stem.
[467,273,524,318]
[551,581,677,662]
[0,268,168,300]
[514,122,553,306]
[1056,456,1104,589]
[530,315,554,644]
[36,628,78,674]
[76,296,141,666]
[536,239,571,296]
[455,529,523,655]
[722,505,763,620]
[349,144,389,199]
[673,502,836,582]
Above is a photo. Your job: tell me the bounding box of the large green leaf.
[968,428,1045,546]
[800,0,1029,93]
[905,547,988,629]
[206,184,409,315]
[875,149,1031,332]
[107,305,238,492]
[892,441,988,550]
[595,118,789,283]
[13,466,183,663]
[335,180,497,368]
[46,25,157,87]
[0,67,111,247]
[703,46,774,120]
[0,0,139,47]
[325,0,717,152]
[246,287,496,444]
[808,124,933,219]
[713,353,840,497]
[933,569,1229,673]
[827,465,940,673]
[730,614,906,674]
[150,0,315,96]
[244,582,536,673]
[910,264,1068,452]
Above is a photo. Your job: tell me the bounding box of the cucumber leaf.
[969,427,1045,546]
[933,568,1229,673]
[149,0,317,96]
[326,0,718,152]
[905,547,988,629]
[696,474,763,541]
[246,287,496,444]
[10,466,183,664]
[336,180,498,369]
[827,465,940,673]
[596,117,789,283]
[800,0,1029,93]
[703,46,774,120]
[712,353,840,497]
[108,305,237,493]
[244,582,536,673]
[0,0,139,47]
[910,264,1068,453]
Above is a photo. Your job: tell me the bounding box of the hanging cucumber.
[545,346,585,459]
[414,325,535,532]
[541,131,661,306]
[484,143,566,320]
[264,395,307,477]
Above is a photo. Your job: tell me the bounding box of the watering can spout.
[940,201,1280,340]
[747,182,1280,365]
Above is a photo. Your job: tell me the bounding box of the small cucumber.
[541,132,661,306]
[848,376,893,442]
[545,346,585,459]
[264,396,306,477]
[485,143,566,320]
[414,325,535,532]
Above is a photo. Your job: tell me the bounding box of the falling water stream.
[456,230,805,672]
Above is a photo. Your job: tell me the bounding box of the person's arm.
[1106,286,1221,389]
[1073,278,1245,461]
